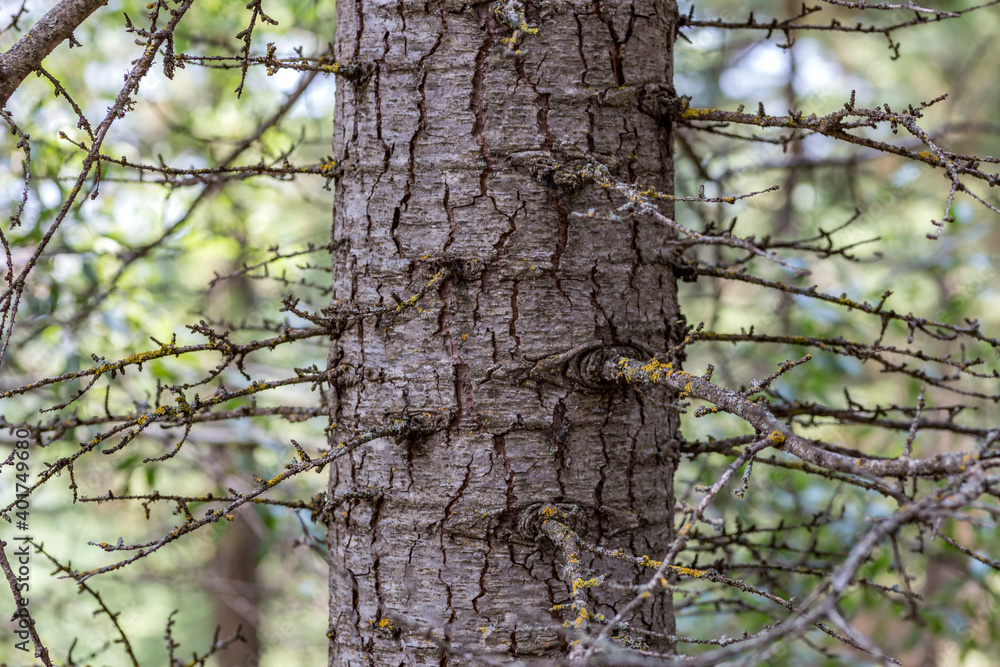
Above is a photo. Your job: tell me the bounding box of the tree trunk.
[327,1,680,663]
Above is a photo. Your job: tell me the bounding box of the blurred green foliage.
[674,2,1000,664]
[1,0,335,664]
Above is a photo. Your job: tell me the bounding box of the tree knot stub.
[385,408,451,449]
[510,145,619,194]
[335,59,374,84]
[639,83,685,123]
[447,257,484,282]
[529,342,653,389]
[517,502,584,541]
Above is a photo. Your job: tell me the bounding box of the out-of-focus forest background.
[673,4,1000,665]
[1,1,999,664]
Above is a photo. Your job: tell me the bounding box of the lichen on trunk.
[327,0,680,662]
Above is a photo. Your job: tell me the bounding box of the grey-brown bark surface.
[328,1,680,662]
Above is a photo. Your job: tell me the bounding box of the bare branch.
[0,0,107,107]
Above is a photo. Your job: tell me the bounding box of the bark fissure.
[546,188,572,301]
[595,392,615,543]
[589,262,614,337]
[493,196,522,259]
[550,397,569,498]
[517,55,555,152]
[443,454,474,523]
[629,214,642,287]
[367,58,391,239]
[574,12,589,85]
[470,14,494,200]
[596,3,627,87]
[509,279,521,349]
[442,181,457,256]
[493,434,518,512]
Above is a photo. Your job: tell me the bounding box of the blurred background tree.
[673,4,1000,665]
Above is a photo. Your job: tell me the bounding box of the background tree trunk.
[328,1,680,662]
[210,509,263,667]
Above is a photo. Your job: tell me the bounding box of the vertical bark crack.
[493,196,523,260]
[470,11,495,199]
[397,0,408,51]
[396,13,446,257]
[515,57,554,151]
[439,276,477,419]
[508,279,521,351]
[574,12,589,85]
[595,4,625,86]
[442,180,457,257]
[472,539,492,615]
[546,189,571,301]
[353,0,365,57]
[628,213,642,287]
[594,392,614,543]
[444,454,475,522]
[366,50,392,239]
[550,398,568,498]
[493,434,517,512]
[588,263,616,340]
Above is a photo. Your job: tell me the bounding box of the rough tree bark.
[328,1,680,662]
